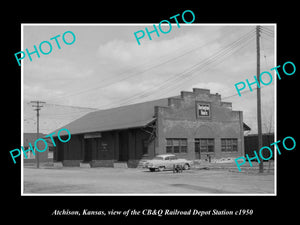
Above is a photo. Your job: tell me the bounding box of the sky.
[22,24,275,134]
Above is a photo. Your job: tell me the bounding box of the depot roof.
[51,98,168,136]
[50,94,251,136]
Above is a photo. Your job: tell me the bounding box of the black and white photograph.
[4,4,298,224]
[21,24,276,195]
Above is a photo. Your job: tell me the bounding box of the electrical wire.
[47,28,256,115]
[43,27,240,103]
[96,29,256,109]
[259,28,274,38]
[120,36,255,106]
[30,27,271,121]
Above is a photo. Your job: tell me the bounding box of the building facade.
[52,88,250,167]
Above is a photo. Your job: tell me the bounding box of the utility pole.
[30,100,46,168]
[256,26,263,173]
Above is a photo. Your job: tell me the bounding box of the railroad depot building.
[51,88,250,167]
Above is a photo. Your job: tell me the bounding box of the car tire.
[183,163,190,170]
[149,168,156,172]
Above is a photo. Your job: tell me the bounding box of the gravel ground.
[23,164,275,195]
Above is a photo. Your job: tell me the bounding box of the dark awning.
[243,122,251,131]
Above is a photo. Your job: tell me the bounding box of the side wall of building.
[54,134,84,166]
[53,129,154,167]
[155,88,244,160]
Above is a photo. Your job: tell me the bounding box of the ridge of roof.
[50,97,170,136]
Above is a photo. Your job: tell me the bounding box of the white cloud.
[96,32,219,73]
[23,24,275,128]
[91,32,225,108]
[23,84,64,101]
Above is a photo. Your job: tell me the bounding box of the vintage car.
[143,154,193,172]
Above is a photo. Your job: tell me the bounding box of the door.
[84,139,93,162]
[195,139,201,159]
[57,141,64,161]
[118,131,129,161]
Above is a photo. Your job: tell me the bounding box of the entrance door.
[195,139,201,159]
[118,131,129,161]
[84,139,93,162]
[57,141,64,161]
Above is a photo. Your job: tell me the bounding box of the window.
[173,139,180,153]
[180,139,188,153]
[166,138,188,153]
[195,138,215,153]
[221,138,238,152]
[169,156,178,160]
[166,139,173,153]
[153,156,163,160]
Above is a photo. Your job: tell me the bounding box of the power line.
[222,82,274,101]
[43,27,250,103]
[147,33,256,101]
[41,27,256,111]
[96,28,256,109]
[43,40,210,102]
[259,26,274,33]
[115,31,255,106]
[260,27,274,34]
[122,37,255,106]
[32,27,261,120]
[259,28,274,38]
[29,82,274,125]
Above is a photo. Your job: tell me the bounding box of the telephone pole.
[256,26,263,173]
[30,100,46,168]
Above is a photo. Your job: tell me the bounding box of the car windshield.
[153,156,164,160]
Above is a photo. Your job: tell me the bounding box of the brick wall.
[155,88,244,159]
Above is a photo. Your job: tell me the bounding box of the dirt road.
[23,167,274,195]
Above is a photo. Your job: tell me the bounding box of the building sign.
[196,103,210,118]
[100,143,108,151]
[84,132,102,139]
